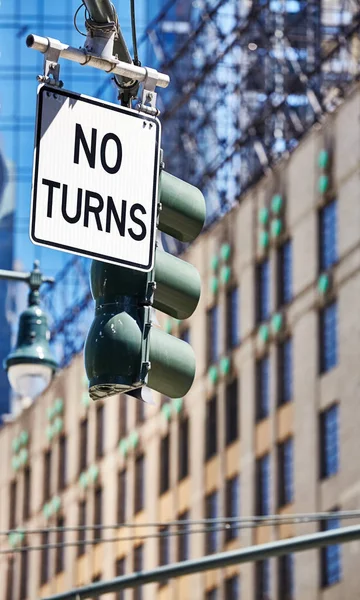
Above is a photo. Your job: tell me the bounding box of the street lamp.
[0,261,57,405]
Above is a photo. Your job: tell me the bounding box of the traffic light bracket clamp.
[137,67,160,116]
[133,305,152,387]
[144,279,156,306]
[133,270,156,388]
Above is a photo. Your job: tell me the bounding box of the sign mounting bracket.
[36,38,64,88]
[27,34,170,113]
[137,67,160,117]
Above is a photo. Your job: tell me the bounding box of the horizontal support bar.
[0,269,30,282]
[42,524,360,599]
[26,34,170,89]
[0,269,54,284]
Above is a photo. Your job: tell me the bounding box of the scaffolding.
[155,0,360,226]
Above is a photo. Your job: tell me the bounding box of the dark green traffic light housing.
[84,166,206,401]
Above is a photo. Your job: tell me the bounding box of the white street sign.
[30,85,161,272]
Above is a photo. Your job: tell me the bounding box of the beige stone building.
[1,82,360,600]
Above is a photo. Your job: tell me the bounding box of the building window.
[255,559,270,600]
[159,525,170,570]
[319,301,338,374]
[256,355,270,422]
[225,379,239,445]
[23,467,31,521]
[226,287,240,349]
[55,516,65,574]
[225,475,240,542]
[119,397,127,439]
[321,514,341,587]
[58,435,67,491]
[116,557,125,600]
[320,405,339,479]
[319,199,337,272]
[135,399,145,425]
[9,480,17,530]
[278,438,294,507]
[20,547,28,600]
[92,575,101,600]
[160,434,170,495]
[93,487,102,543]
[79,418,88,473]
[6,556,14,600]
[43,449,52,502]
[117,469,126,524]
[41,530,49,585]
[177,510,190,561]
[207,305,219,365]
[205,396,217,460]
[205,491,218,554]
[178,417,189,481]
[256,258,270,323]
[256,454,270,516]
[78,500,86,557]
[159,527,170,587]
[134,454,145,514]
[95,404,104,459]
[133,545,143,600]
[225,575,240,599]
[277,239,292,307]
[205,589,218,600]
[134,543,143,570]
[278,554,294,600]
[278,338,293,406]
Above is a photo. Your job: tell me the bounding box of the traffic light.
[84,168,206,401]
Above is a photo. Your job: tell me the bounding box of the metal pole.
[26,35,170,89]
[82,0,115,24]
[82,0,132,65]
[42,524,360,600]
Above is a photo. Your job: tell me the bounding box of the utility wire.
[3,515,360,555]
[2,510,360,551]
[1,523,227,555]
[130,0,140,66]
[35,525,360,600]
[73,2,88,37]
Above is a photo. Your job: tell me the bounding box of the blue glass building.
[0,1,171,419]
[0,148,14,422]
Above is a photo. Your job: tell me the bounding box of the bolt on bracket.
[37,38,64,88]
[137,67,160,116]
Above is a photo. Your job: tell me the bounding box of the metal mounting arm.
[26,35,170,90]
[82,0,132,64]
[0,260,54,287]
[0,261,54,307]
[82,0,138,103]
[27,0,170,110]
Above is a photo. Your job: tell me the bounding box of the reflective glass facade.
[0,1,166,417]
